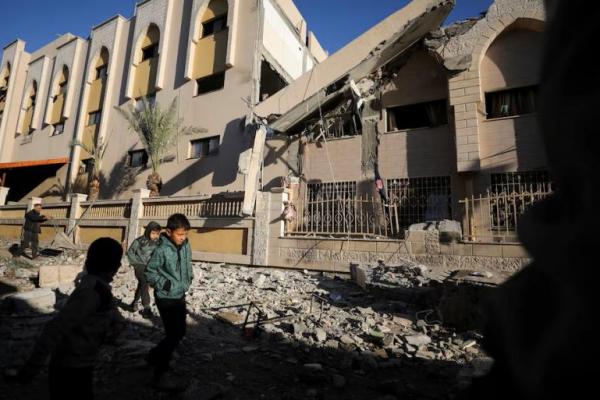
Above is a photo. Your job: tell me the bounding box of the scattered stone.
[340,335,354,345]
[315,328,327,342]
[404,334,432,347]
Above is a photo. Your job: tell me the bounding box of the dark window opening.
[135,94,156,111]
[386,176,452,229]
[52,122,65,136]
[196,72,225,95]
[190,136,220,159]
[88,111,102,126]
[260,60,288,101]
[129,150,148,168]
[95,65,108,80]
[202,15,228,37]
[485,85,538,119]
[141,44,158,61]
[387,99,448,131]
[81,158,95,175]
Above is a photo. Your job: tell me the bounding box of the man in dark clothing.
[126,221,161,318]
[13,203,51,259]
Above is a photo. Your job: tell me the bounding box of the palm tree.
[115,96,204,196]
[71,134,109,201]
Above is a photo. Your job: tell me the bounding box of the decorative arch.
[190,0,229,83]
[475,17,545,74]
[185,0,239,81]
[19,80,38,135]
[130,24,161,99]
[46,65,69,127]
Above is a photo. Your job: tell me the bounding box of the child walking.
[126,221,161,318]
[16,237,124,400]
[145,213,193,388]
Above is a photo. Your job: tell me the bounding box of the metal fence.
[285,195,401,238]
[143,197,243,218]
[460,186,553,243]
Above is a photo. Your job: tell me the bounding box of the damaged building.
[251,0,548,266]
[0,0,548,271]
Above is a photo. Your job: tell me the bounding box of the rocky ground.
[0,240,494,400]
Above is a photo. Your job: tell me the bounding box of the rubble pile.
[1,241,493,399]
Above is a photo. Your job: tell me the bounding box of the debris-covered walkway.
[0,243,493,400]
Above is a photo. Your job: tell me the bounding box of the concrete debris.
[1,239,486,399]
[408,219,462,242]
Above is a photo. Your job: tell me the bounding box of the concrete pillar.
[0,187,9,205]
[252,191,271,266]
[127,188,150,248]
[27,197,43,212]
[67,193,88,243]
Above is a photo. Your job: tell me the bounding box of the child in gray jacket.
[126,221,161,318]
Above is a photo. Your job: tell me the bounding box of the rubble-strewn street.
[0,241,494,400]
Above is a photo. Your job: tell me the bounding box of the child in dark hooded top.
[126,221,161,318]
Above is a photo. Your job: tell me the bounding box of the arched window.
[132,24,160,99]
[48,66,69,135]
[192,0,228,95]
[87,47,109,127]
[482,21,544,119]
[21,81,37,135]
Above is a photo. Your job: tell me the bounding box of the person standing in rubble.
[126,221,161,318]
[13,203,52,260]
[144,213,193,389]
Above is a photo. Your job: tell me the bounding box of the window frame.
[386,99,449,132]
[189,136,221,159]
[128,149,149,168]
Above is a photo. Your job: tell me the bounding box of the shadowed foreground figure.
[459,1,598,399]
[15,238,124,400]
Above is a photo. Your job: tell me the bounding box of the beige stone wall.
[440,0,546,172]
[188,227,248,255]
[79,226,125,245]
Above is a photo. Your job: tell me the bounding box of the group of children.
[11,213,194,398]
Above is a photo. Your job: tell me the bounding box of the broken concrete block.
[404,334,432,347]
[2,288,55,313]
[215,312,243,325]
[314,328,327,343]
[38,264,83,288]
[438,220,462,243]
[349,264,367,289]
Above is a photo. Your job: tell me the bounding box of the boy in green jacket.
[145,213,193,384]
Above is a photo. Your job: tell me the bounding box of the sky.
[0,0,494,55]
